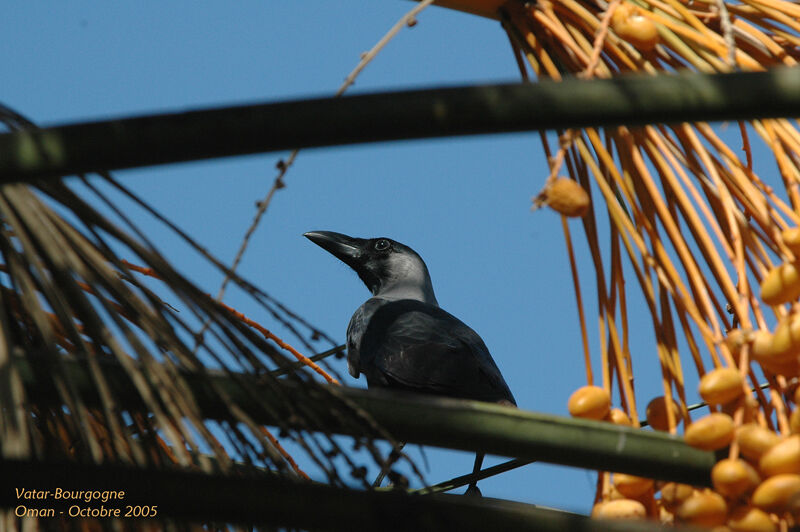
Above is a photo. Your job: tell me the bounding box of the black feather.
[349,298,515,405]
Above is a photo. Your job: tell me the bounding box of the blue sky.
[2,1,721,513]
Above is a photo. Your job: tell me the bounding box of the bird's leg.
[464,453,484,496]
[465,401,513,495]
[373,442,405,488]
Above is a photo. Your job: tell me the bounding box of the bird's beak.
[303,231,362,267]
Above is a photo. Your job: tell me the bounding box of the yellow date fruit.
[760,435,800,477]
[611,3,659,51]
[711,458,760,498]
[613,473,653,499]
[592,499,647,520]
[675,491,727,528]
[737,424,781,462]
[543,178,590,218]
[685,413,735,451]
[646,396,682,431]
[699,367,744,406]
[568,385,610,420]
[752,474,800,513]
[761,262,800,306]
[727,506,776,532]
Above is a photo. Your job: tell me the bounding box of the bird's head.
[304,231,438,305]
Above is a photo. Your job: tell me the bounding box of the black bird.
[304,231,515,494]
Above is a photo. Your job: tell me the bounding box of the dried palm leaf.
[0,108,415,529]
[449,0,800,521]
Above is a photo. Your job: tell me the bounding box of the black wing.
[354,299,515,405]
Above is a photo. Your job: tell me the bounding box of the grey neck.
[375,281,439,306]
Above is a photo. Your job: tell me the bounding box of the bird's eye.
[374,239,390,251]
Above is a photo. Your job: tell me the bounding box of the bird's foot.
[464,484,482,497]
